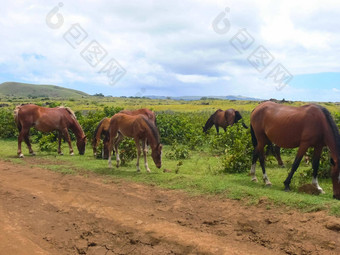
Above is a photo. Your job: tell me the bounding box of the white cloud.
[0,0,339,100]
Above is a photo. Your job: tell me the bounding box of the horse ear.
[331,158,335,166]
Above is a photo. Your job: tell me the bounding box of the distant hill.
[145,95,262,101]
[0,82,89,98]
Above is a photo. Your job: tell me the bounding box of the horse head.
[77,135,87,155]
[151,143,162,168]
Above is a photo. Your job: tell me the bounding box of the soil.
[0,160,339,255]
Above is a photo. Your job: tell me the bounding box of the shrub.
[118,138,137,166]
[0,108,18,138]
[166,141,190,160]
[38,133,58,152]
[221,124,253,173]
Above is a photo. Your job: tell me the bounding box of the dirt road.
[0,160,339,255]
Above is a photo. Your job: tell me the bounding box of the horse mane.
[59,106,76,119]
[141,116,160,144]
[319,106,340,161]
[92,118,108,147]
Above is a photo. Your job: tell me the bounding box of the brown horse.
[92,108,156,158]
[203,109,248,134]
[250,101,340,199]
[14,104,87,157]
[107,113,162,172]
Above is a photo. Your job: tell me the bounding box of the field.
[0,96,340,254]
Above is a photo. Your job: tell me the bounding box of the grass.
[0,82,89,98]
[1,138,340,217]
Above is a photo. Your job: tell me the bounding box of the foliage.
[303,147,332,179]
[0,108,17,138]
[166,141,190,160]
[38,133,58,152]
[220,124,253,173]
[118,138,137,166]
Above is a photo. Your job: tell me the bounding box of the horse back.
[251,102,326,148]
[16,104,73,132]
[120,108,156,123]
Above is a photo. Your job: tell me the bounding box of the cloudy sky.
[0,0,339,101]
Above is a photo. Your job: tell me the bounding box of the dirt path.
[0,160,339,255]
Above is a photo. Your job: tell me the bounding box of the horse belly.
[34,119,60,133]
[265,126,301,149]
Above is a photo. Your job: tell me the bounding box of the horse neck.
[144,122,159,149]
[204,114,216,130]
[69,117,85,140]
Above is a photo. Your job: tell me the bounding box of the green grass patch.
[0,139,339,217]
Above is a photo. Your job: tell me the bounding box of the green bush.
[166,141,190,160]
[0,108,18,138]
[38,133,58,152]
[221,124,253,173]
[118,138,137,166]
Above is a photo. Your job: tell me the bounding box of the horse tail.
[92,118,107,148]
[234,111,248,129]
[250,125,257,148]
[14,105,22,132]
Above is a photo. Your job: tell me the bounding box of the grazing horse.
[92,108,156,158]
[107,113,162,172]
[14,104,87,157]
[203,109,248,134]
[250,101,340,199]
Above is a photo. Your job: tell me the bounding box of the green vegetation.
[0,82,89,98]
[0,95,340,216]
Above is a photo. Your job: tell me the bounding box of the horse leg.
[113,138,120,168]
[108,124,120,168]
[250,149,259,182]
[17,127,30,157]
[58,131,63,155]
[215,125,219,134]
[258,145,272,186]
[23,131,35,156]
[311,146,325,194]
[135,138,142,172]
[283,146,308,191]
[273,145,285,168]
[142,139,150,173]
[62,128,74,155]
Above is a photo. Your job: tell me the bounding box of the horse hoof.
[284,188,290,192]
[19,154,24,158]
[318,189,325,194]
[265,182,272,187]
[280,164,285,168]
[251,177,258,182]
[146,169,151,173]
[30,152,36,156]
[70,152,74,156]
[59,152,64,156]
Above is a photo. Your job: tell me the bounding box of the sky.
[0,0,339,102]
